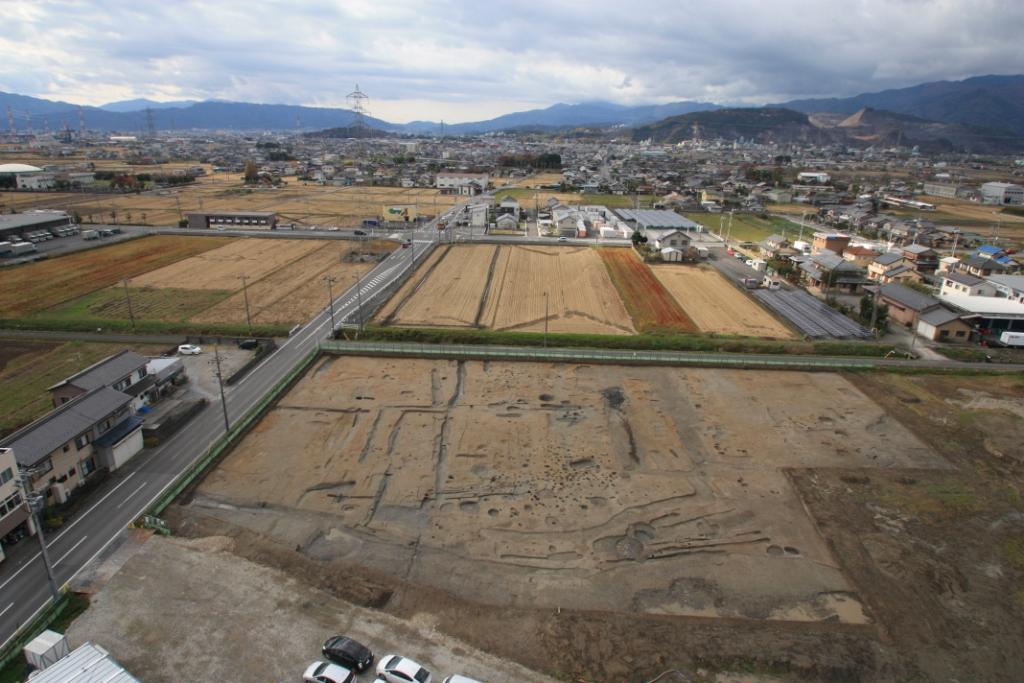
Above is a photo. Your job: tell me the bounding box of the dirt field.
[0,235,232,317]
[67,534,555,683]
[652,264,796,338]
[172,356,959,680]
[1,181,459,227]
[378,244,636,335]
[599,248,697,333]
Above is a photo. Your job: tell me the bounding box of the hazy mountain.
[634,105,1024,153]
[779,74,1024,135]
[100,98,201,112]
[411,100,721,134]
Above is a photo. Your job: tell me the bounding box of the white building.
[797,171,831,184]
[980,182,1024,206]
[0,448,29,562]
[436,172,489,196]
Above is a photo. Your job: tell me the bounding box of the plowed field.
[378,244,635,335]
[598,248,696,333]
[652,265,796,338]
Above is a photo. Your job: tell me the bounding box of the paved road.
[0,222,442,650]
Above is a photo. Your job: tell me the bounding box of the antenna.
[440,119,445,138]
[295,114,302,131]
[145,107,157,139]
[5,106,13,133]
[345,83,370,136]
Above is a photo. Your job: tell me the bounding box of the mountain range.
[0,74,1021,142]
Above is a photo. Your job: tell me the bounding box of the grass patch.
[873,478,982,518]
[682,212,804,242]
[495,187,656,208]
[40,287,233,323]
[356,324,911,358]
[939,346,1024,364]
[1003,537,1024,571]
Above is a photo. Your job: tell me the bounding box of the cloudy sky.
[2,0,1022,123]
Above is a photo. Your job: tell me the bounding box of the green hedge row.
[0,316,291,338]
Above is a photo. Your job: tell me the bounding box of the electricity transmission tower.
[346,84,370,137]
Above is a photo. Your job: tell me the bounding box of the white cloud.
[0,0,1021,121]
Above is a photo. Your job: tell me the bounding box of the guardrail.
[319,340,879,371]
[147,348,319,516]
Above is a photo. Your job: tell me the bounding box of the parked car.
[238,338,259,350]
[303,660,355,683]
[376,654,431,683]
[322,635,374,672]
[354,229,367,235]
[177,344,202,355]
[443,676,483,683]
[558,236,568,242]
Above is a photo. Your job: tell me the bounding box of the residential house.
[916,306,972,342]
[48,351,152,411]
[868,252,907,281]
[759,234,793,259]
[940,272,997,298]
[0,448,29,561]
[811,231,850,255]
[901,244,939,273]
[842,245,880,268]
[799,250,868,293]
[877,282,945,327]
[495,213,519,231]
[496,195,520,217]
[0,387,143,504]
[960,255,1016,278]
[988,275,1024,303]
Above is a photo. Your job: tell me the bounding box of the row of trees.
[497,153,562,169]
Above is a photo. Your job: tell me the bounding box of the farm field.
[176,356,973,681]
[0,339,169,437]
[0,235,232,317]
[0,180,459,228]
[683,211,805,243]
[39,238,396,328]
[651,264,796,338]
[597,248,696,332]
[379,244,635,335]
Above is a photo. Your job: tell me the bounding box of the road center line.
[0,603,12,619]
[51,472,136,544]
[115,483,148,509]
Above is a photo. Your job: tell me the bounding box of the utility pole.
[324,275,337,333]
[16,469,61,603]
[238,274,252,335]
[213,345,230,432]
[354,268,364,333]
[543,291,549,347]
[868,286,880,338]
[122,279,135,333]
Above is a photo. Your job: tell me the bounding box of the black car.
[322,636,373,672]
[238,338,259,350]
[354,230,367,235]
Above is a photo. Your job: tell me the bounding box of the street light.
[324,275,337,333]
[543,291,549,348]
[15,469,61,603]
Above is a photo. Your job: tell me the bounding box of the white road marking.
[52,472,136,544]
[0,603,13,619]
[53,536,88,568]
[115,483,148,509]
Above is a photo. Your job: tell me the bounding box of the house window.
[955,330,965,337]
[75,432,91,449]
[81,457,96,476]
[0,468,11,484]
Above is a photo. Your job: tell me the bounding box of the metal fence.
[319,340,878,371]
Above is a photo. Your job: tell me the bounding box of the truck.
[11,241,37,256]
[0,241,12,256]
[999,331,1024,347]
[81,229,98,240]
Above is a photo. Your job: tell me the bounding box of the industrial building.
[922,182,974,200]
[616,209,704,233]
[0,212,73,242]
[980,182,1024,206]
[185,211,277,229]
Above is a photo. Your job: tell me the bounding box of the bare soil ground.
[167,356,981,681]
[651,264,796,339]
[67,534,556,683]
[378,244,635,335]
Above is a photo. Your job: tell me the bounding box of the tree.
[859,295,889,332]
[243,160,259,184]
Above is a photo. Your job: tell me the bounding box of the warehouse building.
[616,209,704,233]
[0,212,73,242]
[980,182,1024,206]
[185,211,277,229]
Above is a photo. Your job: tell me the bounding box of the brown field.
[598,248,697,333]
[191,240,394,325]
[510,172,564,188]
[652,264,796,338]
[1,179,459,228]
[0,235,232,317]
[378,244,635,334]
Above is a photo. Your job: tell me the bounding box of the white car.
[304,660,355,683]
[177,344,202,355]
[443,676,483,683]
[376,654,432,683]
